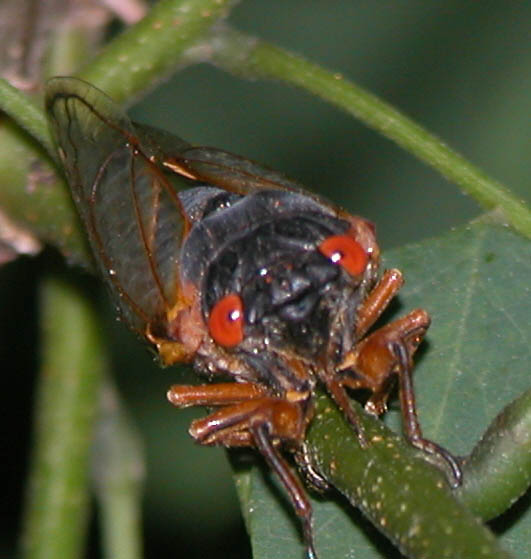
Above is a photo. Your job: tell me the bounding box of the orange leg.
[319,372,368,448]
[167,387,317,558]
[355,269,404,337]
[167,381,266,407]
[187,397,305,444]
[338,272,462,486]
[341,309,430,414]
[317,270,406,448]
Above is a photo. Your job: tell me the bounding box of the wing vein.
[86,148,151,328]
[128,151,171,310]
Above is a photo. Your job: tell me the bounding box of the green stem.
[457,388,531,521]
[92,377,145,559]
[305,392,513,559]
[79,0,238,103]
[207,27,531,239]
[0,78,54,158]
[20,276,106,559]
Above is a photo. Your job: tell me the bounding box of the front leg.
[168,385,317,558]
[341,310,462,486]
[341,309,430,415]
[338,265,463,486]
[317,271,417,450]
[167,381,266,407]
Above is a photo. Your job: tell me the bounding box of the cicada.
[45,77,461,559]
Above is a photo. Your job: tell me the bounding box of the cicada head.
[176,186,380,389]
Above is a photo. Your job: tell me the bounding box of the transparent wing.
[163,146,306,195]
[45,77,189,335]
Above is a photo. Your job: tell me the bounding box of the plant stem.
[92,377,145,559]
[457,388,531,521]
[20,276,106,559]
[0,78,54,158]
[79,0,238,103]
[305,392,513,559]
[207,26,531,239]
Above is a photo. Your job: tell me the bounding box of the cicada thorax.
[177,187,380,394]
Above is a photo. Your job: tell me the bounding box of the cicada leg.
[339,269,463,486]
[167,381,267,407]
[168,385,317,559]
[317,269,406,448]
[355,268,405,337]
[319,373,368,448]
[252,421,318,559]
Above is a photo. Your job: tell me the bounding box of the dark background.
[3,2,530,558]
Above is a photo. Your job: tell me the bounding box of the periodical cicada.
[45,77,461,559]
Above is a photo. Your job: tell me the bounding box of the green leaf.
[233,220,530,559]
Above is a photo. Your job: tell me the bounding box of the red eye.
[319,235,368,276]
[208,293,244,347]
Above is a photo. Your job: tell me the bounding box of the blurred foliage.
[3,2,530,559]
